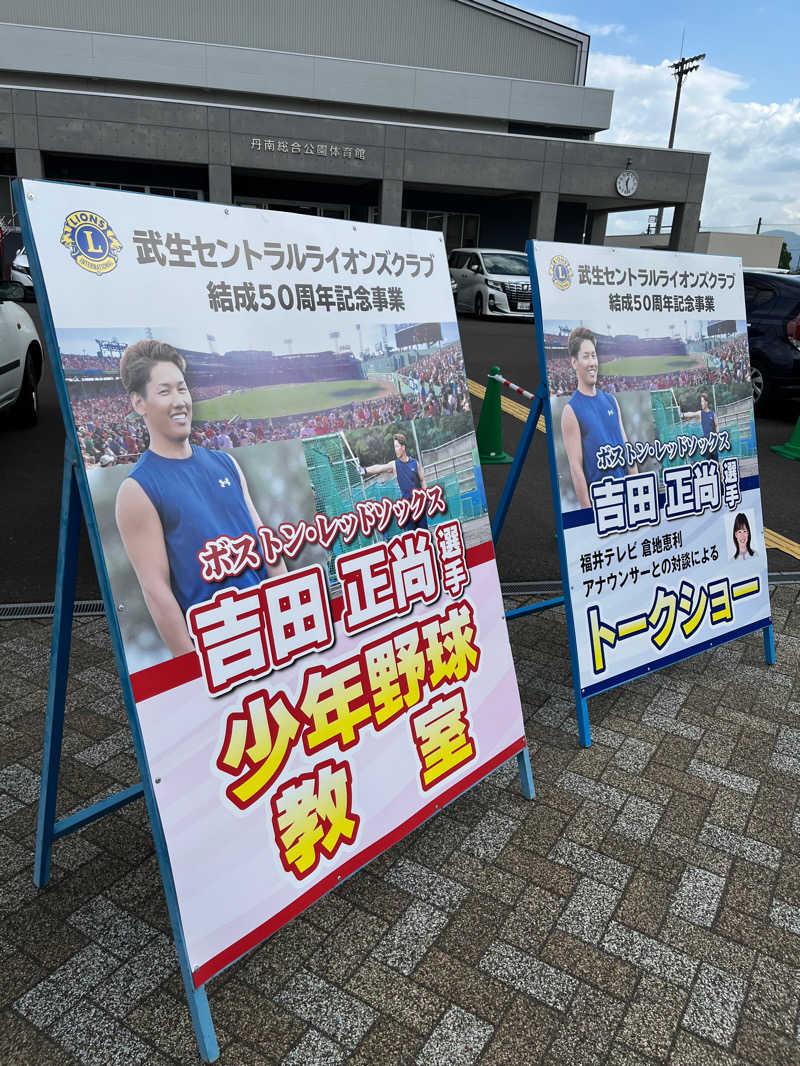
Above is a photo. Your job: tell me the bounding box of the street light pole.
[655,52,705,235]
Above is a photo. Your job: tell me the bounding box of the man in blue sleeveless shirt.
[115,340,284,658]
[680,390,719,459]
[361,432,428,529]
[561,327,637,509]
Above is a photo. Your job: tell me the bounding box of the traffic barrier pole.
[487,372,536,403]
[475,365,513,464]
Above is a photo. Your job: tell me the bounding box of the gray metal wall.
[0,0,580,83]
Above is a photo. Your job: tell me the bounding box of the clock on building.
[616,169,639,197]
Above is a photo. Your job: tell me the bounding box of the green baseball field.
[192,378,393,421]
[600,354,705,377]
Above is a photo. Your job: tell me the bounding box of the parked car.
[448,248,532,318]
[743,270,800,409]
[10,247,34,300]
[0,281,43,426]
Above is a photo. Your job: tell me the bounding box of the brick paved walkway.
[2,587,800,1065]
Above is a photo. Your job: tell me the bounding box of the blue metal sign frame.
[13,177,535,1062]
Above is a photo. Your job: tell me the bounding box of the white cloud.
[534,11,627,37]
[587,52,800,236]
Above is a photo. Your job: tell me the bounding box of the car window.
[750,286,776,310]
[482,253,529,276]
[452,252,468,269]
[466,254,481,272]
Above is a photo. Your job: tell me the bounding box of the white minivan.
[448,248,532,318]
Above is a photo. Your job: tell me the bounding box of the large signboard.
[22,180,526,983]
[530,241,771,698]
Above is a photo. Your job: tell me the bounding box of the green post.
[771,415,800,460]
[476,365,512,464]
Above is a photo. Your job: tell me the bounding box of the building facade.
[0,0,709,253]
[606,232,784,269]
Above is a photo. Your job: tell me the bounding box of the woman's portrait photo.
[729,510,759,562]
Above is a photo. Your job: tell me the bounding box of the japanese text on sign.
[590,459,742,537]
[215,600,481,876]
[132,232,434,277]
[578,265,736,290]
[206,281,406,314]
[250,138,366,160]
[587,575,761,674]
[190,522,470,696]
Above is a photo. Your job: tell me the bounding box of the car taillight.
[788,313,800,352]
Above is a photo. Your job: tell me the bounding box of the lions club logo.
[60,210,122,276]
[549,254,572,291]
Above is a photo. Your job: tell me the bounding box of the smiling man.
[560,326,636,509]
[115,339,283,657]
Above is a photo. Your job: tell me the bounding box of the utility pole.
[655,52,705,235]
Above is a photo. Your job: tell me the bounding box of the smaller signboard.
[530,241,771,699]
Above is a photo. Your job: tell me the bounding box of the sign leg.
[35,451,82,888]
[491,386,545,544]
[516,746,535,799]
[763,624,776,665]
[576,694,591,749]
[184,984,219,1063]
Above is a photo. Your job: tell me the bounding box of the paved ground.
[1,312,798,604]
[3,584,800,1065]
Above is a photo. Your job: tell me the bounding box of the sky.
[516,2,800,238]
[56,321,461,359]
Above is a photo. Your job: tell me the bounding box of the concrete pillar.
[669,202,702,252]
[530,191,558,241]
[15,148,42,180]
[380,178,403,227]
[208,164,232,206]
[13,89,41,183]
[587,210,608,245]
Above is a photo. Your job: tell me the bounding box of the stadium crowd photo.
[544,329,752,396]
[64,326,472,468]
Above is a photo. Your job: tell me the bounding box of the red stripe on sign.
[130,651,201,702]
[192,734,526,987]
[466,539,496,568]
[129,539,497,703]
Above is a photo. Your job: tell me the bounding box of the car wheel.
[13,353,38,428]
[474,292,485,319]
[750,363,770,412]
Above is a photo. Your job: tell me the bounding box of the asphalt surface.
[0,307,798,604]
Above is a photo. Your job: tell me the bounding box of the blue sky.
[514,3,800,238]
[528,2,796,105]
